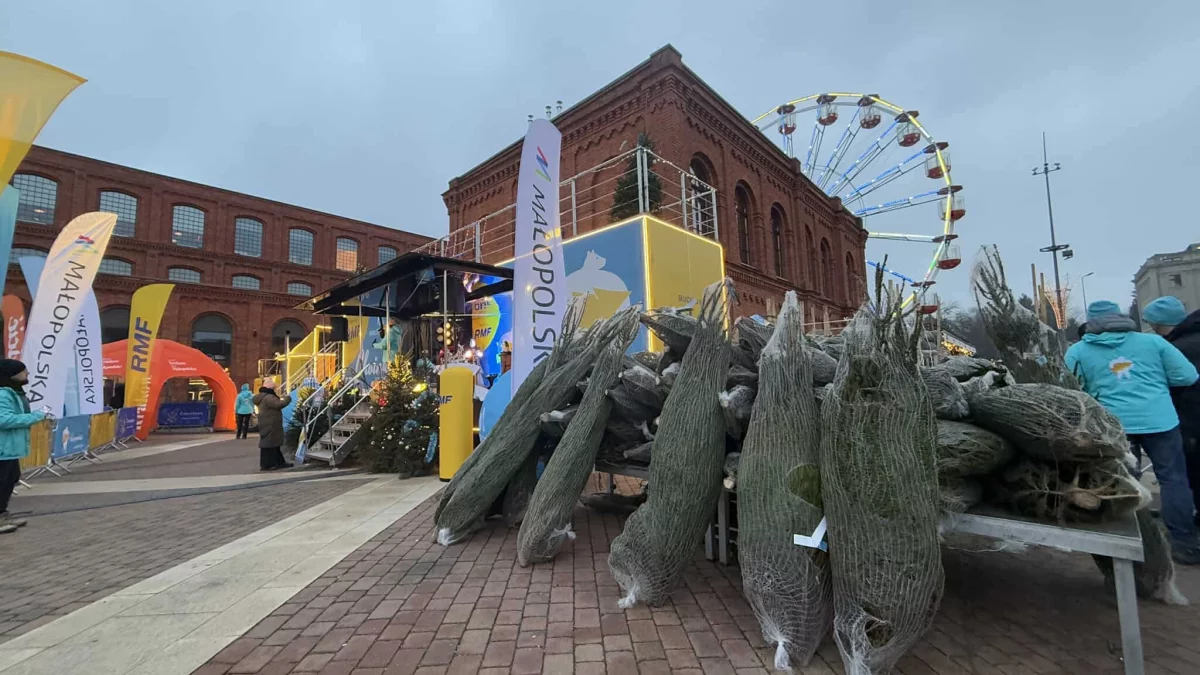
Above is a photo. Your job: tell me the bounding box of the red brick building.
[441,45,867,322]
[7,146,432,389]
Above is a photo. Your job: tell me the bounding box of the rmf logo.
[438,395,454,405]
[75,235,100,255]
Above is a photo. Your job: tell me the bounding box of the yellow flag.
[0,52,85,187]
[125,283,174,435]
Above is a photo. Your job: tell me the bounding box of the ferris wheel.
[751,93,965,311]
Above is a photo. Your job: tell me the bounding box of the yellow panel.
[643,216,726,351]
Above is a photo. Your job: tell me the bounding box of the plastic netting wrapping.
[517,307,641,566]
[623,441,653,464]
[968,384,1128,462]
[819,272,943,675]
[1094,509,1188,605]
[986,457,1149,522]
[937,356,1005,382]
[810,347,839,386]
[539,407,577,439]
[582,490,646,515]
[609,280,731,608]
[501,449,542,527]
[434,353,554,528]
[641,306,696,353]
[726,365,759,389]
[722,452,741,490]
[920,367,969,420]
[736,292,832,670]
[719,385,755,441]
[935,420,1016,477]
[436,302,603,545]
[960,370,1013,399]
[938,477,984,514]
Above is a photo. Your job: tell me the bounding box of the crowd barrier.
[19,407,140,482]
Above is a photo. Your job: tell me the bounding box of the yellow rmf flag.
[0,52,85,187]
[124,283,174,437]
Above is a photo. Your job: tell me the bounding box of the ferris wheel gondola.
[752,93,965,306]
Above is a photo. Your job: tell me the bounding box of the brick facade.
[442,45,868,323]
[7,146,432,389]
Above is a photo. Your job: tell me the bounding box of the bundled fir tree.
[359,357,439,477]
[610,133,663,222]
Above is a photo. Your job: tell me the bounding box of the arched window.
[336,237,359,272]
[770,205,786,278]
[168,267,202,284]
[231,274,261,290]
[286,281,313,296]
[9,247,47,266]
[192,314,233,368]
[234,217,263,258]
[734,184,752,265]
[289,229,314,266]
[378,246,398,265]
[820,239,833,296]
[98,258,133,276]
[171,205,205,249]
[805,227,817,288]
[99,191,138,237]
[846,252,859,304]
[100,307,130,344]
[11,174,57,225]
[271,319,307,355]
[688,155,717,239]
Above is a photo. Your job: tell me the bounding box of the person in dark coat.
[1145,296,1200,520]
[252,379,292,471]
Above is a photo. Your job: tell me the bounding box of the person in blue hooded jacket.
[235,384,255,440]
[373,316,404,359]
[0,359,48,534]
[1065,300,1200,563]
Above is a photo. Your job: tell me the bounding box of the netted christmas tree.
[359,357,439,477]
[610,132,663,222]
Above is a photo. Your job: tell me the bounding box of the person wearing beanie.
[0,359,48,534]
[253,379,292,471]
[1143,296,1200,522]
[234,384,254,440]
[1066,300,1200,563]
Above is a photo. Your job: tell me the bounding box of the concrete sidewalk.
[0,476,442,675]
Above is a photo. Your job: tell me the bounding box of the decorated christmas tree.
[359,357,440,477]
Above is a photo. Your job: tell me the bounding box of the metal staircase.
[298,366,372,467]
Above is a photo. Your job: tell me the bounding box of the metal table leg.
[717,489,730,565]
[1112,557,1144,675]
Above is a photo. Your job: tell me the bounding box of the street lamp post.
[1032,132,1068,336]
[1080,271,1094,314]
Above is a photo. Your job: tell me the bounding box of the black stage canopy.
[296,252,512,319]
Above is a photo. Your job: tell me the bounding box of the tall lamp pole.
[1080,271,1094,314]
[1032,132,1068,333]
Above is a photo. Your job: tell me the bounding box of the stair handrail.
[286,340,342,392]
[300,363,372,452]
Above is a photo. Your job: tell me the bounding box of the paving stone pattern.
[0,477,371,643]
[46,437,275,483]
[198,474,1200,674]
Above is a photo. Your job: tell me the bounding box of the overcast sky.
[5,0,1198,316]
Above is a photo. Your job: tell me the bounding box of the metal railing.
[298,364,371,461]
[419,146,719,264]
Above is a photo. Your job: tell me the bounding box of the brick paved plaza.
[6,441,1200,675]
[193,476,1200,675]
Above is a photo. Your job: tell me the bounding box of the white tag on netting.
[793,516,828,552]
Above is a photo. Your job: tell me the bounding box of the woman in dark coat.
[252,379,292,471]
[1145,296,1200,520]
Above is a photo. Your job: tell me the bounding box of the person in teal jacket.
[373,316,404,358]
[235,384,255,440]
[0,359,48,535]
[1065,300,1200,563]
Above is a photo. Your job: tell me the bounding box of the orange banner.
[2,294,25,359]
[0,52,85,187]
